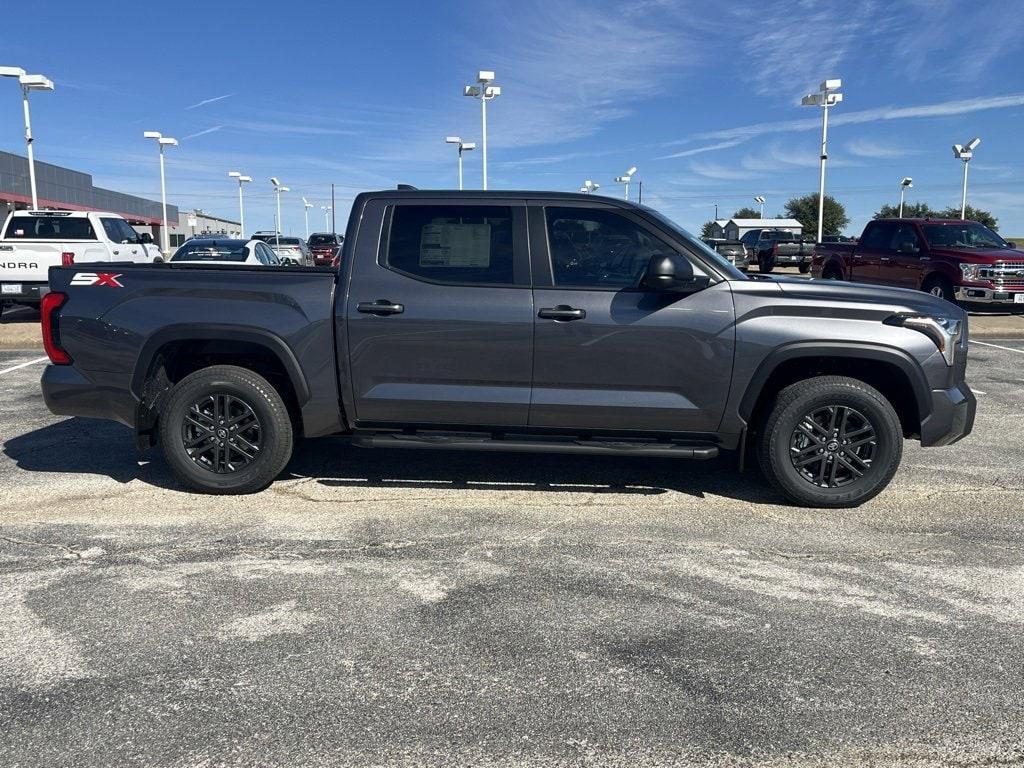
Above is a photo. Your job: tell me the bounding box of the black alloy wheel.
[182,393,263,473]
[788,405,877,488]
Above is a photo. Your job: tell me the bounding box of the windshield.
[921,222,1008,249]
[643,208,747,279]
[171,242,250,262]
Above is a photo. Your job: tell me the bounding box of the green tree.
[783,193,850,237]
[733,206,760,219]
[700,220,716,238]
[937,205,998,230]
[874,202,937,219]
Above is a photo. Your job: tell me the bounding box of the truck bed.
[44,262,343,438]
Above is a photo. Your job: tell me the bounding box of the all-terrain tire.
[921,274,956,304]
[757,375,902,508]
[159,365,293,494]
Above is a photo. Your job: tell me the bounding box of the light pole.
[322,205,332,230]
[1,67,54,210]
[952,138,980,219]
[270,178,289,246]
[463,71,500,190]
[801,79,843,243]
[143,131,178,254]
[614,166,637,201]
[754,196,766,218]
[580,179,600,194]
[444,136,476,190]
[228,171,251,236]
[898,177,913,218]
[302,197,313,238]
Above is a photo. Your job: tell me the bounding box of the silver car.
[253,234,312,266]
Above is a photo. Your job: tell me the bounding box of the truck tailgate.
[2,241,110,282]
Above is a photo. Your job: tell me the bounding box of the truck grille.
[979,261,1024,286]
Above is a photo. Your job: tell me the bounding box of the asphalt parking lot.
[2,334,1023,765]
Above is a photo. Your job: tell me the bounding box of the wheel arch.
[739,342,931,438]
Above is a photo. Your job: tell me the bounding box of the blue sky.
[3,0,1024,236]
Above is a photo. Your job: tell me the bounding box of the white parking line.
[971,340,1024,355]
[0,356,48,376]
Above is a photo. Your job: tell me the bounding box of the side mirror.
[1007,241,1017,249]
[898,241,919,254]
[139,232,154,245]
[642,252,711,293]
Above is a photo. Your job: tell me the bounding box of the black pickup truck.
[40,190,975,507]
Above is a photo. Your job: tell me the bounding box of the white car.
[169,238,283,266]
[0,210,162,315]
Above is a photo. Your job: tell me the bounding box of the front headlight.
[885,314,963,366]
[960,263,982,282]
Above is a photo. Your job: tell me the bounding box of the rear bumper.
[954,285,1024,305]
[41,365,137,428]
[920,383,976,447]
[1,281,47,304]
[772,253,811,265]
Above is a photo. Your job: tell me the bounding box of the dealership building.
[0,150,238,246]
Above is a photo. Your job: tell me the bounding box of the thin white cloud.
[668,94,1024,154]
[182,125,224,141]
[185,93,235,110]
[658,140,746,160]
[844,137,921,159]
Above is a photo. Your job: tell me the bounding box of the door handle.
[880,257,891,262]
[538,305,586,321]
[112,250,119,255]
[357,300,404,315]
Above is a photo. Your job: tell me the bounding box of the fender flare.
[738,341,932,423]
[130,324,311,405]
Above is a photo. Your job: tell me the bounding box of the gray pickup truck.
[39,189,975,507]
[741,228,816,273]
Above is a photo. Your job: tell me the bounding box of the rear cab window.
[3,215,96,240]
[384,204,519,286]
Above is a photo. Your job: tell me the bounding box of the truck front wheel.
[757,376,902,508]
[159,365,294,494]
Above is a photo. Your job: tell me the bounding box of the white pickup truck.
[0,210,163,315]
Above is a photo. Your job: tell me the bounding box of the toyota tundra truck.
[39,189,975,508]
[0,209,162,317]
[811,218,1024,306]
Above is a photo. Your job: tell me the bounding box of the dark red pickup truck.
[811,218,1024,307]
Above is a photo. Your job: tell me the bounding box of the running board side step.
[351,433,718,459]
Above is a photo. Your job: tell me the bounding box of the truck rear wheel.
[159,365,293,494]
[758,254,775,273]
[757,376,902,508]
[798,263,811,274]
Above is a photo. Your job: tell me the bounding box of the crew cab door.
[99,217,145,262]
[343,198,534,426]
[528,203,735,433]
[877,222,925,289]
[849,221,896,283]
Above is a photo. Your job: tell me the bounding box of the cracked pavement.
[1,342,1023,767]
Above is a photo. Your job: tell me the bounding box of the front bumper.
[41,364,138,428]
[919,383,976,447]
[954,285,1024,305]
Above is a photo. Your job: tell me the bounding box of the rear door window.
[860,222,896,250]
[385,204,517,286]
[3,215,96,240]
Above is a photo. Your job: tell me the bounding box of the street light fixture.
[143,131,178,254]
[613,166,637,201]
[445,136,476,190]
[898,177,913,218]
[302,197,314,239]
[228,171,251,237]
[952,138,980,219]
[2,66,54,210]
[322,205,332,230]
[754,195,766,218]
[801,78,843,243]
[271,178,289,247]
[463,71,500,190]
[580,179,600,194]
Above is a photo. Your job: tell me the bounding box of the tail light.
[772,243,779,255]
[41,292,71,364]
[61,251,75,266]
